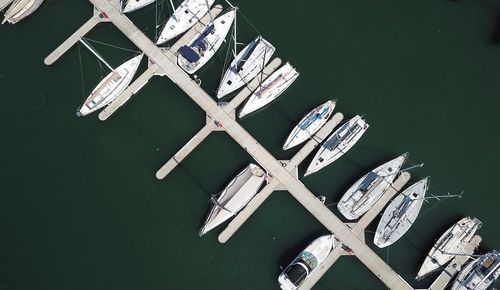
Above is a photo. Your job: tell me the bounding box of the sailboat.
[177,8,236,74]
[199,164,266,236]
[304,115,369,176]
[283,100,336,150]
[238,62,299,118]
[122,0,155,13]
[337,153,407,220]
[156,0,215,45]
[373,177,429,248]
[77,48,143,116]
[416,216,482,279]
[0,0,14,11]
[451,251,500,290]
[278,235,335,290]
[216,35,275,99]
[2,0,43,24]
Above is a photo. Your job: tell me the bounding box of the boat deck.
[46,1,482,289]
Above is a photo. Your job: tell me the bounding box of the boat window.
[184,10,189,13]
[227,80,232,85]
[319,157,324,162]
[222,20,225,24]
[412,193,418,198]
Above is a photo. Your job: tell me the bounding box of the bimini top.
[178,46,200,62]
[178,24,215,62]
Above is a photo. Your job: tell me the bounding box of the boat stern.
[278,273,298,290]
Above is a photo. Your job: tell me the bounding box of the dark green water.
[1,0,500,289]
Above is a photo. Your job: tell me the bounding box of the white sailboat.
[283,100,336,150]
[156,0,215,45]
[0,0,14,11]
[2,0,43,24]
[304,115,369,176]
[216,35,275,99]
[451,251,500,290]
[374,177,429,248]
[238,62,299,118]
[77,52,143,116]
[416,216,483,279]
[199,163,266,236]
[278,235,335,290]
[177,8,236,74]
[337,153,407,220]
[122,0,155,13]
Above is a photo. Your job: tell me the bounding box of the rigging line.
[235,5,261,35]
[77,43,86,98]
[218,20,236,85]
[82,37,139,54]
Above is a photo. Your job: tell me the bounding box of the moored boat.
[122,0,155,13]
[216,35,275,99]
[77,54,143,116]
[0,0,14,11]
[238,62,299,118]
[283,100,336,150]
[177,8,236,74]
[278,235,335,290]
[199,163,266,236]
[416,216,483,279]
[451,251,500,290]
[337,153,407,220]
[2,0,43,24]
[156,0,215,45]
[304,115,369,176]
[374,177,429,248]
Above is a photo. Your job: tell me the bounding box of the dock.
[46,1,481,289]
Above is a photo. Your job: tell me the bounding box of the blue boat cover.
[192,24,215,51]
[179,46,200,62]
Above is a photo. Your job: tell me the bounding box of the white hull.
[2,0,43,24]
[199,164,266,236]
[77,54,143,116]
[123,0,155,13]
[337,153,407,220]
[305,115,369,176]
[374,177,428,248]
[0,0,14,11]
[283,100,336,150]
[417,216,482,279]
[177,9,235,74]
[451,251,500,290]
[216,36,275,99]
[238,62,299,118]
[156,0,215,45]
[278,235,335,290]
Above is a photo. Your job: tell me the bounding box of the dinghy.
[451,251,500,290]
[416,216,482,279]
[177,8,236,74]
[77,54,143,116]
[238,62,299,118]
[122,0,155,13]
[283,100,336,150]
[337,153,407,220]
[374,177,429,248]
[2,0,43,24]
[216,36,275,99]
[156,0,215,45]
[278,235,335,290]
[199,163,266,236]
[0,0,14,11]
[305,115,369,176]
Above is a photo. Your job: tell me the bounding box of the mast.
[79,39,114,71]
[169,0,177,21]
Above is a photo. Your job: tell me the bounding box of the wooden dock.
[49,1,476,289]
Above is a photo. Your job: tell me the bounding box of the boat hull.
[199,164,266,236]
[451,251,500,290]
[77,54,143,116]
[283,100,336,150]
[416,216,482,279]
[0,0,14,11]
[337,153,407,220]
[2,0,43,24]
[238,62,299,118]
[374,177,428,248]
[156,0,215,45]
[216,36,275,99]
[278,235,335,290]
[177,9,235,74]
[123,0,155,13]
[305,115,369,176]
